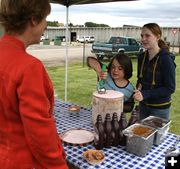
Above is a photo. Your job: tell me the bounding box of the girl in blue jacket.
[87,53,135,112]
[133,23,176,120]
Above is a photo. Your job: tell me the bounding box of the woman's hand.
[133,89,144,102]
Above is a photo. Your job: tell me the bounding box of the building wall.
[1,24,179,46]
[45,27,180,46]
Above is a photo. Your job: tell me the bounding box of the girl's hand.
[137,83,142,90]
[98,71,108,80]
[133,89,144,102]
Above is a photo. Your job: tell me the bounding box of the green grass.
[47,57,180,135]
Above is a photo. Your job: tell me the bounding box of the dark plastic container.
[111,113,119,146]
[104,113,112,148]
[94,115,104,149]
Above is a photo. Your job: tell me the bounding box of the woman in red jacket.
[0,0,68,168]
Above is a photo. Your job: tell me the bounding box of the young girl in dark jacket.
[133,23,176,120]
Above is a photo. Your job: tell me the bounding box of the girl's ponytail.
[158,39,170,51]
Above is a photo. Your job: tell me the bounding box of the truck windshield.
[128,38,138,45]
[109,37,127,44]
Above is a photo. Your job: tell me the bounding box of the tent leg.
[65,6,69,102]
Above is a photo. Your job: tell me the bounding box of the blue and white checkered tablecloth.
[54,100,180,169]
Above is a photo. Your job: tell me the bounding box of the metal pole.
[178,28,180,54]
[83,40,85,67]
[65,6,69,102]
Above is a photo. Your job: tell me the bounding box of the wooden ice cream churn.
[92,90,124,126]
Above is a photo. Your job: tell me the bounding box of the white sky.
[47,0,180,27]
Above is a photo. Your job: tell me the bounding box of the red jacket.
[0,35,68,169]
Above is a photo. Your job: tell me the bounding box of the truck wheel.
[97,54,104,61]
[119,50,124,53]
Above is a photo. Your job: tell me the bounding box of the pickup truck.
[92,36,144,60]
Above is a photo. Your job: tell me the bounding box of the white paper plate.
[61,129,94,146]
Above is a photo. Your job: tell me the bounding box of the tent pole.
[65,6,69,102]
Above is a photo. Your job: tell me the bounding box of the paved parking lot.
[27,42,94,67]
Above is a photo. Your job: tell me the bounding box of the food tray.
[123,123,156,156]
[142,116,171,145]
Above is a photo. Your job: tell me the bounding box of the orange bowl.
[68,105,81,113]
[83,149,105,165]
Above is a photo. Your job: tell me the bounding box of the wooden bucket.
[92,90,124,126]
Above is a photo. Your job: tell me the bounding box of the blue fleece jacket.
[137,48,176,108]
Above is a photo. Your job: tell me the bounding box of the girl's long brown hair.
[143,23,169,51]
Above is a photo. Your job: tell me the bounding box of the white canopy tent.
[50,0,136,101]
